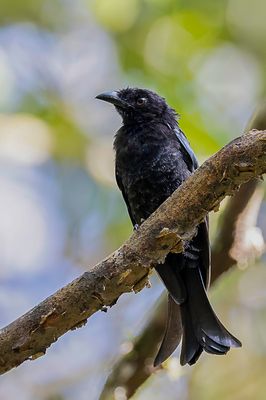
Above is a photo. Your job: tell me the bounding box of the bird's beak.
[95,91,128,109]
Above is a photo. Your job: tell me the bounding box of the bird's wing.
[197,218,211,289]
[115,169,137,226]
[174,127,198,171]
[173,127,210,287]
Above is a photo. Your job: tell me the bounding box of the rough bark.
[0,130,265,375]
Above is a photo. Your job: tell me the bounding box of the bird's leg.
[134,219,145,231]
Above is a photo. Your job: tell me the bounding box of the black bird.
[96,88,241,366]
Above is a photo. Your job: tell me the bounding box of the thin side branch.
[211,180,263,282]
[0,130,265,375]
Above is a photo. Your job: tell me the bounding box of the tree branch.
[0,130,265,375]
[211,102,266,280]
[211,179,263,282]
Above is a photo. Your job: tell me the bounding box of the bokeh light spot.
[145,15,196,75]
[86,138,115,186]
[0,114,54,165]
[0,48,15,109]
[193,44,261,128]
[92,0,140,32]
[227,0,266,51]
[0,178,53,276]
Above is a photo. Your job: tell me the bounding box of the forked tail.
[179,264,241,366]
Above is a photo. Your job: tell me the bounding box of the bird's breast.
[116,141,189,223]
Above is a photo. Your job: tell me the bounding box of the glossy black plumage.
[96,87,241,366]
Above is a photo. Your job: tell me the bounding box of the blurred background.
[0,0,266,399]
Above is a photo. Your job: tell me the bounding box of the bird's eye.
[136,97,147,106]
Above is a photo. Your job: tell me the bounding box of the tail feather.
[155,254,186,305]
[203,343,226,355]
[180,301,202,366]
[180,264,241,365]
[155,255,241,367]
[154,295,182,367]
[183,265,241,349]
[202,334,230,353]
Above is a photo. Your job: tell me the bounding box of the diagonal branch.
[0,130,265,375]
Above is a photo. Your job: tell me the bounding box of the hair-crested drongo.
[96,88,241,366]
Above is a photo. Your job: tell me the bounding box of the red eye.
[136,97,147,106]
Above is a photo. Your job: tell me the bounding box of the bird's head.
[96,87,177,126]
